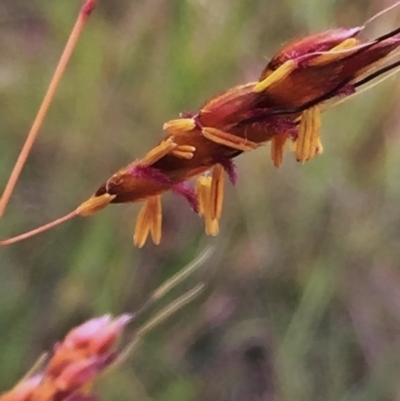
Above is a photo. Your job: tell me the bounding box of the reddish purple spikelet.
[266,27,363,69]
[0,315,130,401]
[64,314,131,353]
[65,315,111,348]
[55,354,116,388]
[130,164,173,186]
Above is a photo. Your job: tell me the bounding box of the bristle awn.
[18,353,49,383]
[0,192,116,246]
[364,1,400,26]
[132,247,213,319]
[0,210,78,246]
[107,283,205,371]
[135,283,205,338]
[0,0,97,217]
[153,246,213,298]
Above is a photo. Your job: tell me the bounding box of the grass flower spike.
[0,253,207,401]
[1,7,400,247]
[0,315,131,401]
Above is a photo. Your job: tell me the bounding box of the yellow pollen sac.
[295,106,322,163]
[196,176,211,218]
[253,60,296,93]
[270,133,288,168]
[150,195,162,245]
[141,139,177,166]
[163,118,196,135]
[133,195,162,248]
[307,38,358,66]
[171,145,196,159]
[202,127,257,152]
[210,164,225,220]
[77,193,116,216]
[195,175,219,236]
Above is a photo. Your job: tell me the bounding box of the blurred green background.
[1,1,400,400]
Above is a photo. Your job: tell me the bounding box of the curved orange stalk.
[0,0,97,217]
[0,210,78,246]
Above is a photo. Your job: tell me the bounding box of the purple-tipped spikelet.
[0,315,131,401]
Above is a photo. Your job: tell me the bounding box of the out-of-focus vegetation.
[1,1,400,400]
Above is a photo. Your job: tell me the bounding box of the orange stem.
[0,0,97,217]
[0,210,78,246]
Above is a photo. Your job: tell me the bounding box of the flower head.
[76,21,400,247]
[0,315,131,401]
[2,12,399,248]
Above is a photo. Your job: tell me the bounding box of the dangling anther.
[295,106,322,163]
[133,195,163,247]
[196,176,219,236]
[210,164,225,220]
[270,133,289,168]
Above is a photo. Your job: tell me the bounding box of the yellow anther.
[202,127,257,152]
[77,193,116,216]
[170,145,196,159]
[163,118,196,135]
[195,166,225,237]
[133,195,162,247]
[150,195,162,245]
[196,176,212,218]
[253,60,296,93]
[141,139,177,166]
[210,164,225,220]
[270,133,288,168]
[308,38,358,66]
[295,106,322,163]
